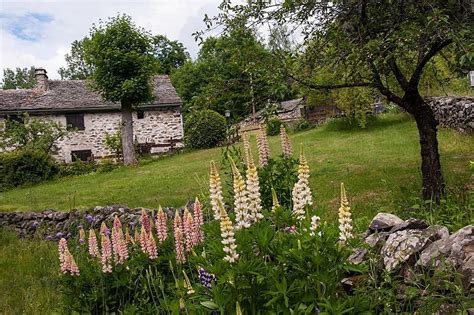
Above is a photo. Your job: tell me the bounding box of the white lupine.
[280,125,293,158]
[229,157,251,230]
[338,183,353,243]
[218,201,239,263]
[244,146,263,223]
[292,146,313,220]
[309,215,321,236]
[209,160,225,220]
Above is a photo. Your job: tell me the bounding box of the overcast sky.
[0,0,221,79]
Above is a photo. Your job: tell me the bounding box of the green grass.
[0,113,472,313]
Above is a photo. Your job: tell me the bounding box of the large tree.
[58,38,93,80]
[84,15,158,165]
[153,35,190,74]
[1,67,36,90]
[205,0,473,201]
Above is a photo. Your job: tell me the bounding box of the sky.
[0,0,221,79]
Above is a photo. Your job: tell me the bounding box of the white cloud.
[0,0,221,79]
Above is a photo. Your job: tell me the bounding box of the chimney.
[35,68,48,91]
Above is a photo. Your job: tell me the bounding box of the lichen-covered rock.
[417,225,473,290]
[369,213,404,232]
[381,225,449,271]
[389,218,429,233]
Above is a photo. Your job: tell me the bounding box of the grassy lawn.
[0,113,472,313]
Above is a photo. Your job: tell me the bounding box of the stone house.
[0,68,184,162]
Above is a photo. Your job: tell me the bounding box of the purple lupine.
[198,268,216,289]
[32,221,39,228]
[84,214,94,224]
[56,232,65,239]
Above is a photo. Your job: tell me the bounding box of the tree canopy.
[58,38,93,80]
[1,67,36,90]
[153,35,190,74]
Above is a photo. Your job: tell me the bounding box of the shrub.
[185,110,227,149]
[59,160,98,177]
[266,118,282,136]
[0,150,59,191]
[294,119,312,132]
[104,131,122,159]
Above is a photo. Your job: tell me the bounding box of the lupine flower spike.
[88,228,100,258]
[174,210,186,264]
[209,161,225,220]
[112,216,128,264]
[182,270,195,294]
[58,239,80,276]
[244,147,263,223]
[146,232,158,259]
[338,183,353,243]
[155,206,168,242]
[198,267,216,289]
[183,207,195,252]
[256,124,270,166]
[139,226,148,253]
[141,208,151,235]
[78,226,85,244]
[271,188,280,212]
[310,215,321,236]
[218,201,239,263]
[229,157,250,230]
[242,132,251,166]
[192,197,204,244]
[280,125,293,158]
[100,222,113,273]
[292,146,313,221]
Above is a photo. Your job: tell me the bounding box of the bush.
[0,150,59,191]
[185,110,227,149]
[293,119,312,132]
[266,118,282,136]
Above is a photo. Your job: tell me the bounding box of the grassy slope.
[0,113,472,313]
[0,114,472,219]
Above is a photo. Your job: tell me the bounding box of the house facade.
[0,68,184,162]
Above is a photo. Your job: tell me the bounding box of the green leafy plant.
[104,131,122,159]
[184,109,227,149]
[266,118,283,136]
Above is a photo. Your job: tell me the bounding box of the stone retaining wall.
[427,96,473,133]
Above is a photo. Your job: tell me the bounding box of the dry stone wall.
[427,96,473,133]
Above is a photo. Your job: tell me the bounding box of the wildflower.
[65,249,80,276]
[242,132,251,166]
[139,226,148,253]
[78,226,85,244]
[292,146,313,220]
[198,267,216,289]
[284,225,297,234]
[58,238,79,276]
[244,147,263,223]
[229,157,250,230]
[56,231,65,239]
[111,216,128,264]
[174,210,186,264]
[58,238,68,273]
[209,161,225,220]
[182,270,195,294]
[88,229,100,258]
[155,206,168,242]
[218,201,239,263]
[192,197,204,244]
[141,208,151,235]
[146,232,158,259]
[84,214,94,224]
[309,215,321,236]
[256,124,270,166]
[271,188,280,212]
[338,183,353,243]
[280,125,293,158]
[31,221,39,228]
[100,222,113,273]
[183,207,195,252]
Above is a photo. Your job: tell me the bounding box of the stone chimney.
[35,68,48,91]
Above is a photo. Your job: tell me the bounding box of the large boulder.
[381,225,449,271]
[417,225,474,290]
[368,213,404,232]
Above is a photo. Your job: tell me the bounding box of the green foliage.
[293,119,312,132]
[266,118,283,136]
[1,67,36,90]
[58,38,93,80]
[84,14,158,105]
[153,35,189,74]
[104,131,122,159]
[0,149,59,191]
[184,109,227,149]
[59,159,119,177]
[0,113,67,155]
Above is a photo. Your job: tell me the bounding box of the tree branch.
[369,62,404,107]
[409,39,453,86]
[388,58,409,90]
[287,72,372,90]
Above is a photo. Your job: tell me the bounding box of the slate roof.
[0,75,182,114]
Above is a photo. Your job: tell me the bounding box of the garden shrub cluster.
[266,117,282,136]
[184,109,227,149]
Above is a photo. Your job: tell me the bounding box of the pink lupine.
[64,248,80,276]
[141,208,151,235]
[173,210,186,264]
[139,227,148,253]
[100,223,113,273]
[58,238,68,273]
[192,197,204,244]
[111,216,128,264]
[155,206,168,242]
[146,233,158,259]
[183,208,194,252]
[88,229,100,258]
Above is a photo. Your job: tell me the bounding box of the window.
[137,110,145,119]
[71,150,92,162]
[65,113,85,130]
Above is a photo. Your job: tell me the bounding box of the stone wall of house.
[1,107,184,162]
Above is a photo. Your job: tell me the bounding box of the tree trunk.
[411,100,445,201]
[121,101,137,166]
